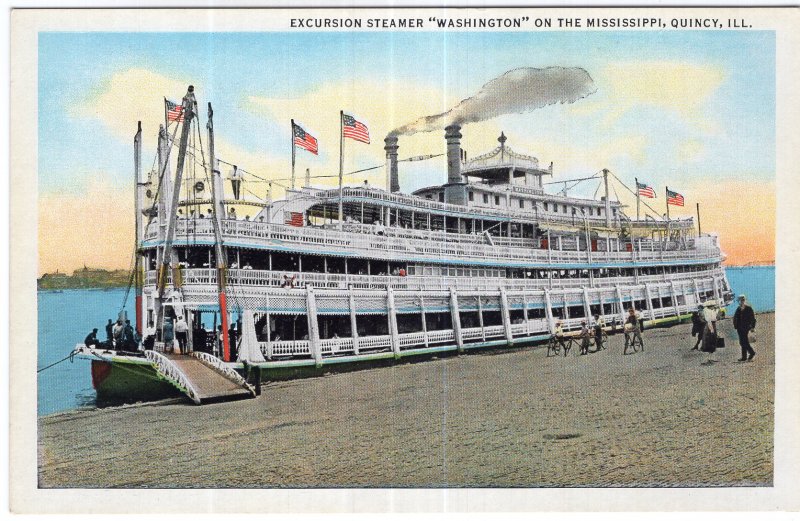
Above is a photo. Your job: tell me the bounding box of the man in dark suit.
[733,294,757,361]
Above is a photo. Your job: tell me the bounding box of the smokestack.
[444,124,467,206]
[384,135,400,193]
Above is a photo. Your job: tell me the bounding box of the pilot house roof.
[461,132,553,182]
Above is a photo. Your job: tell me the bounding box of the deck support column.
[670,280,681,318]
[500,288,513,345]
[644,284,655,321]
[387,287,400,358]
[582,287,592,322]
[449,288,463,352]
[420,293,428,347]
[543,288,555,333]
[348,287,359,355]
[306,286,322,367]
[615,285,626,324]
[265,310,273,360]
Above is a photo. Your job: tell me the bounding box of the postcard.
[9,5,800,513]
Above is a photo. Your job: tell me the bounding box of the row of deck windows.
[431,190,614,217]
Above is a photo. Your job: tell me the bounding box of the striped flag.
[666,188,685,207]
[292,122,318,155]
[284,211,304,227]
[342,113,370,144]
[636,181,656,198]
[165,99,185,122]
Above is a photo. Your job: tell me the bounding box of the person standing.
[733,294,757,361]
[579,321,591,355]
[691,305,705,350]
[105,319,114,343]
[175,316,189,354]
[163,317,175,353]
[112,319,124,347]
[592,314,605,351]
[701,301,718,353]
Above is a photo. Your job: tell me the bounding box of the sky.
[38,29,775,274]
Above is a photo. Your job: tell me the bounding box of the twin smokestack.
[384,124,465,205]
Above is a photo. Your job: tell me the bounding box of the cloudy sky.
[38,30,775,273]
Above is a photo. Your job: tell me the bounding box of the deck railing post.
[348,287,360,355]
[449,288,464,352]
[306,286,322,367]
[500,287,513,345]
[644,283,655,321]
[387,287,400,358]
[543,288,554,333]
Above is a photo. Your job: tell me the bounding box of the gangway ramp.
[144,350,256,404]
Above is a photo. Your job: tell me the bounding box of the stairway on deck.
[164,354,253,403]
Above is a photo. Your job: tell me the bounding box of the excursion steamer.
[75,86,733,404]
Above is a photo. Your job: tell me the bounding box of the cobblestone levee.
[39,314,774,488]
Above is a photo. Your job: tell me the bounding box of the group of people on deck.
[83,317,140,352]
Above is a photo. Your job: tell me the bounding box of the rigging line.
[609,171,662,219]
[120,246,137,312]
[37,352,78,373]
[592,179,602,200]
[542,173,599,186]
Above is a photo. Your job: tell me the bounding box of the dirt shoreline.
[38,314,774,488]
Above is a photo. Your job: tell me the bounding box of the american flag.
[637,181,656,198]
[342,113,370,144]
[292,123,318,155]
[165,99,185,123]
[666,188,685,207]
[284,211,304,227]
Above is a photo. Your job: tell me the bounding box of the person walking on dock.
[175,316,189,354]
[733,295,757,361]
[579,321,591,355]
[701,300,718,354]
[163,317,175,353]
[691,305,705,350]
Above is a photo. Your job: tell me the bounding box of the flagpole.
[665,186,670,221]
[635,177,640,222]
[338,110,344,230]
[164,97,169,131]
[290,119,296,190]
[696,202,702,236]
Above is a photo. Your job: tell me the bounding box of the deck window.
[495,196,500,205]
[468,191,474,201]
[519,199,524,209]
[438,192,444,202]
[543,202,548,211]
[483,194,489,204]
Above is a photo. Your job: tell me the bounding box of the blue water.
[37,288,134,416]
[724,266,775,315]
[37,266,775,416]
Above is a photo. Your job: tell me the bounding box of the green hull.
[91,359,182,404]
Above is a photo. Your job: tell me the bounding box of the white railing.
[192,351,255,395]
[146,267,722,295]
[143,207,701,265]
[144,350,201,404]
[427,330,455,343]
[263,340,311,357]
[319,337,355,355]
[357,335,392,351]
[398,332,426,348]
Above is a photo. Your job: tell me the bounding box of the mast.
[133,121,144,336]
[635,176,641,222]
[696,202,702,236]
[156,86,196,332]
[207,101,232,362]
[603,168,611,228]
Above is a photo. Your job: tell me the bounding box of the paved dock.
[38,314,773,488]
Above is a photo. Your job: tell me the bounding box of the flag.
[292,122,318,155]
[165,99,184,123]
[667,188,685,207]
[284,211,304,227]
[342,113,370,143]
[637,181,656,198]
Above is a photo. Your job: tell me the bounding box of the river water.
[36,266,775,416]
